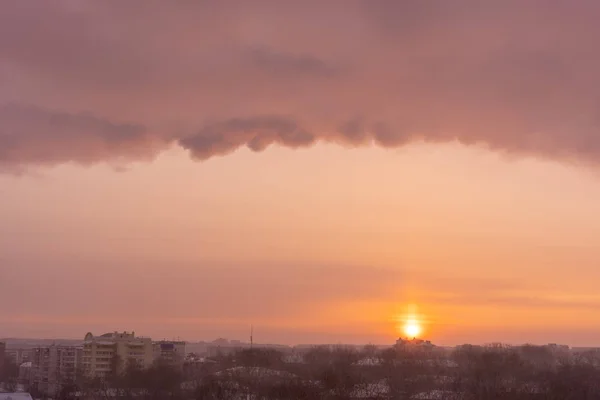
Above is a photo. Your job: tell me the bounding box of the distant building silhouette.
[395,337,436,352]
[205,338,289,358]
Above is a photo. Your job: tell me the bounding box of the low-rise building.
[82,332,153,379]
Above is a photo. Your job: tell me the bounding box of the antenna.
[250,325,253,349]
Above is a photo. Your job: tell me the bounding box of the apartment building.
[153,341,186,368]
[82,332,153,379]
[0,341,5,371]
[5,348,34,365]
[29,345,82,395]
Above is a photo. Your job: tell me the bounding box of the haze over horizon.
[2,1,600,347]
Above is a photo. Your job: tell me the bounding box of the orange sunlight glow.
[395,304,426,339]
[403,319,421,338]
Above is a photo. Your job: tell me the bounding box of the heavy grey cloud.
[179,116,315,159]
[0,104,165,168]
[2,0,600,168]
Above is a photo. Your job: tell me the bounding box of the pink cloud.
[1,1,600,168]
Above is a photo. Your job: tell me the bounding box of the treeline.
[32,344,600,399]
[56,360,184,400]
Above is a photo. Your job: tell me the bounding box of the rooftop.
[0,393,34,400]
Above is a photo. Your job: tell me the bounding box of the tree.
[236,348,284,368]
[451,344,535,400]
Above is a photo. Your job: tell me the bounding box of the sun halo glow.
[403,320,421,338]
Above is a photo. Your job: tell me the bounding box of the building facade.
[82,332,153,379]
[153,341,186,368]
[0,341,5,372]
[29,345,82,395]
[18,362,32,385]
[4,348,34,365]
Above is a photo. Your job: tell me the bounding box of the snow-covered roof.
[353,357,382,366]
[283,354,305,364]
[0,393,34,400]
[215,366,297,379]
[349,381,390,398]
[412,390,457,399]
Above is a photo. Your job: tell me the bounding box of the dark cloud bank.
[2,1,600,169]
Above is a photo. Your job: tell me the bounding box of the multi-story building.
[0,341,5,371]
[19,362,32,384]
[5,348,34,365]
[153,341,186,368]
[29,345,82,395]
[82,332,153,379]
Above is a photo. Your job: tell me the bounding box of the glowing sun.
[403,320,421,338]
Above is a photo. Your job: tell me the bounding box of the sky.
[2,1,600,346]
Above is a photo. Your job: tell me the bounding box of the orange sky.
[2,142,600,345]
[2,2,600,346]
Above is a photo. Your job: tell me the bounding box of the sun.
[403,320,421,338]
